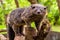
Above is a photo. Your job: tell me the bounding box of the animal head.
[30,4,47,17]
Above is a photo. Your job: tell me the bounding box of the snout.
[36,11,44,16]
[37,10,41,15]
[37,11,40,14]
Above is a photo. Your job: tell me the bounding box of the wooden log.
[0,34,7,40]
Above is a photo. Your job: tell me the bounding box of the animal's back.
[9,8,25,26]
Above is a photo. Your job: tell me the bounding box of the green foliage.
[52,25,60,32]
[31,22,36,29]
[57,17,60,25]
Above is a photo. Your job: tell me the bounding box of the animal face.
[30,4,47,17]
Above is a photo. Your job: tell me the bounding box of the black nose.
[37,12,40,14]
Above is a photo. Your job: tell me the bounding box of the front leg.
[7,24,15,40]
[43,19,51,33]
[12,25,19,36]
[18,25,25,36]
[41,19,51,38]
[34,19,51,40]
[35,21,41,31]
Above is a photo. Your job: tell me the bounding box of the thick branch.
[0,29,7,33]
[14,0,19,8]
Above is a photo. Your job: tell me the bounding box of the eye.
[44,6,47,10]
[32,6,35,9]
[44,7,46,10]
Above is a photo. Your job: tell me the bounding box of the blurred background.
[0,0,60,34]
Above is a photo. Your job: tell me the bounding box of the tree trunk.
[14,0,19,8]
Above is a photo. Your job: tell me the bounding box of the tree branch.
[0,29,7,33]
[14,0,19,8]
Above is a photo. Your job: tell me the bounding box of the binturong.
[6,4,47,40]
